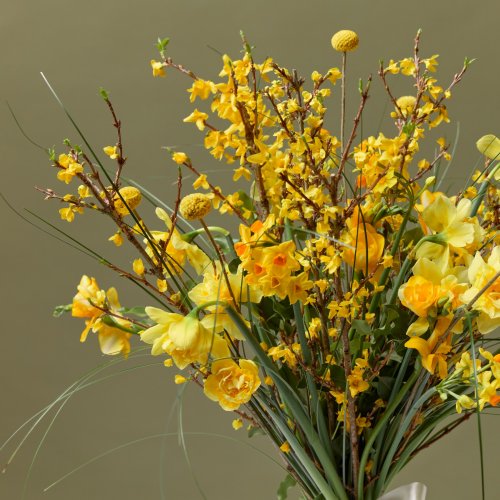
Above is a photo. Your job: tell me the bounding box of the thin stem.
[341,52,347,155]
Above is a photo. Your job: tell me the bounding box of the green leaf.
[376,376,395,400]
[156,37,170,51]
[402,122,416,136]
[402,226,424,247]
[228,257,241,274]
[53,304,72,318]
[236,189,255,214]
[247,425,266,438]
[351,319,371,336]
[119,306,148,318]
[277,474,297,500]
[329,365,346,388]
[99,87,109,100]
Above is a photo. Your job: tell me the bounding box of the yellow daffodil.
[460,247,500,333]
[72,276,131,355]
[140,307,229,369]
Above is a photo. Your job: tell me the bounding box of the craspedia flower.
[331,30,359,52]
[113,186,142,216]
[395,95,417,117]
[179,193,212,220]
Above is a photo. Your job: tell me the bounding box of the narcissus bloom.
[204,358,261,410]
[140,307,229,368]
[460,247,500,333]
[72,276,131,355]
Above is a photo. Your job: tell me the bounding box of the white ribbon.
[378,482,427,500]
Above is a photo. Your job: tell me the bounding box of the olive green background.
[1,0,499,499]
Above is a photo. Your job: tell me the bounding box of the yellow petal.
[476,134,500,160]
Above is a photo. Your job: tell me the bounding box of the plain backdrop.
[1,1,499,499]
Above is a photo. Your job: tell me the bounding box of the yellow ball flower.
[179,193,212,220]
[113,186,142,216]
[331,30,359,52]
[395,96,417,117]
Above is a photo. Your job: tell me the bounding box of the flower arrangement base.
[378,483,427,500]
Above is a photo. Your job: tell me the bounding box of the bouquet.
[8,29,500,499]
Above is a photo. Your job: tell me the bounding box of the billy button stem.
[331,29,359,155]
[179,193,240,311]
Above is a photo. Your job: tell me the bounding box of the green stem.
[467,314,486,500]
[225,306,348,500]
[374,386,437,498]
[357,368,420,499]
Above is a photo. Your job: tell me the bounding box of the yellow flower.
[150,59,166,77]
[72,275,106,321]
[179,193,212,220]
[77,185,91,198]
[183,109,209,131]
[347,368,369,397]
[59,205,82,222]
[476,134,500,161]
[232,418,244,430]
[405,316,453,379]
[151,208,211,275]
[56,154,83,184]
[394,96,416,117]
[133,258,145,275]
[157,279,168,293]
[187,79,216,102]
[103,146,119,159]
[342,218,385,274]
[72,276,130,355]
[141,307,229,369]
[400,58,416,76]
[175,374,187,384]
[193,174,210,190]
[189,262,261,317]
[331,30,359,52]
[460,247,500,333]
[172,152,188,164]
[108,231,123,246]
[421,195,475,247]
[279,442,291,454]
[398,275,440,317]
[113,186,142,216]
[204,358,261,411]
